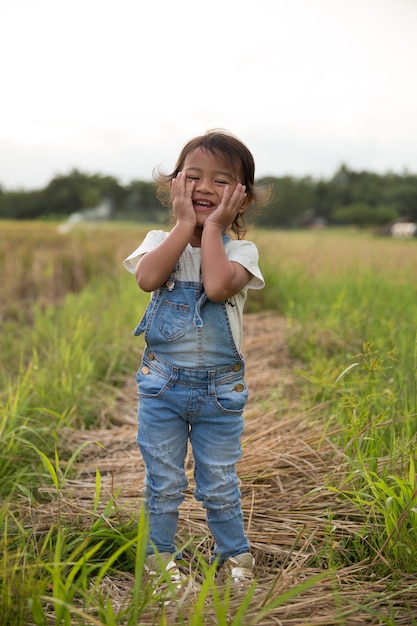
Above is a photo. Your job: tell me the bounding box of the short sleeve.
[123,230,168,273]
[225,240,265,289]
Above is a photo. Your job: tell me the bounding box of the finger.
[227,184,245,212]
[232,183,246,201]
[220,184,232,206]
[174,171,185,193]
[175,172,195,197]
[184,175,195,196]
[171,173,181,198]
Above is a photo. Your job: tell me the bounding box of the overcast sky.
[1,0,417,190]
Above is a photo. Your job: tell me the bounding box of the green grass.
[258,229,417,574]
[1,222,417,623]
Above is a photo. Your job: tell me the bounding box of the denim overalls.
[134,237,250,561]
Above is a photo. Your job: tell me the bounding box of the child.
[123,129,264,589]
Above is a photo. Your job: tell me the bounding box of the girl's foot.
[217,552,255,590]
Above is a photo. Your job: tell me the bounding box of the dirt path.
[45,312,415,624]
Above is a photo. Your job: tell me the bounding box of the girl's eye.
[186,175,198,181]
[215,180,229,185]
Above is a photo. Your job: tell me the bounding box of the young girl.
[123,129,264,589]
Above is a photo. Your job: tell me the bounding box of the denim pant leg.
[137,391,189,556]
[190,404,250,561]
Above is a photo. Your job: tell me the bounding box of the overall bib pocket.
[158,300,189,341]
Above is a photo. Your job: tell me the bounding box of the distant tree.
[122,180,164,222]
[382,175,417,220]
[40,170,125,217]
[350,171,385,206]
[331,202,398,227]
[330,164,353,206]
[0,165,415,226]
[312,179,339,222]
[256,176,315,227]
[0,189,44,219]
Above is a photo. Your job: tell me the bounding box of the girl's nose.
[195,177,213,193]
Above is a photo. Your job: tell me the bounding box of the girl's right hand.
[171,172,196,227]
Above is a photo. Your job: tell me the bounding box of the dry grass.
[31,313,417,624]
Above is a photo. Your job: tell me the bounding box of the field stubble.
[30,312,417,625]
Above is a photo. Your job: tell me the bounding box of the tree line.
[1,164,416,228]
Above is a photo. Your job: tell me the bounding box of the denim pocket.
[136,365,169,398]
[158,300,189,341]
[212,376,248,414]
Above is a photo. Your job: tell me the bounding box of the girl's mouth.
[193,200,215,212]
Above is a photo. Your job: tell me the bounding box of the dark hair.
[154,129,261,239]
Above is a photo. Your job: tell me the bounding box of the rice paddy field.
[1,220,417,625]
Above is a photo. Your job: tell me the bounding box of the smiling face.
[182,148,241,225]
[159,130,256,240]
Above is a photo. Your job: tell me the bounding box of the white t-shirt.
[123,230,264,351]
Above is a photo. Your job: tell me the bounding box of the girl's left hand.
[205,183,247,231]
